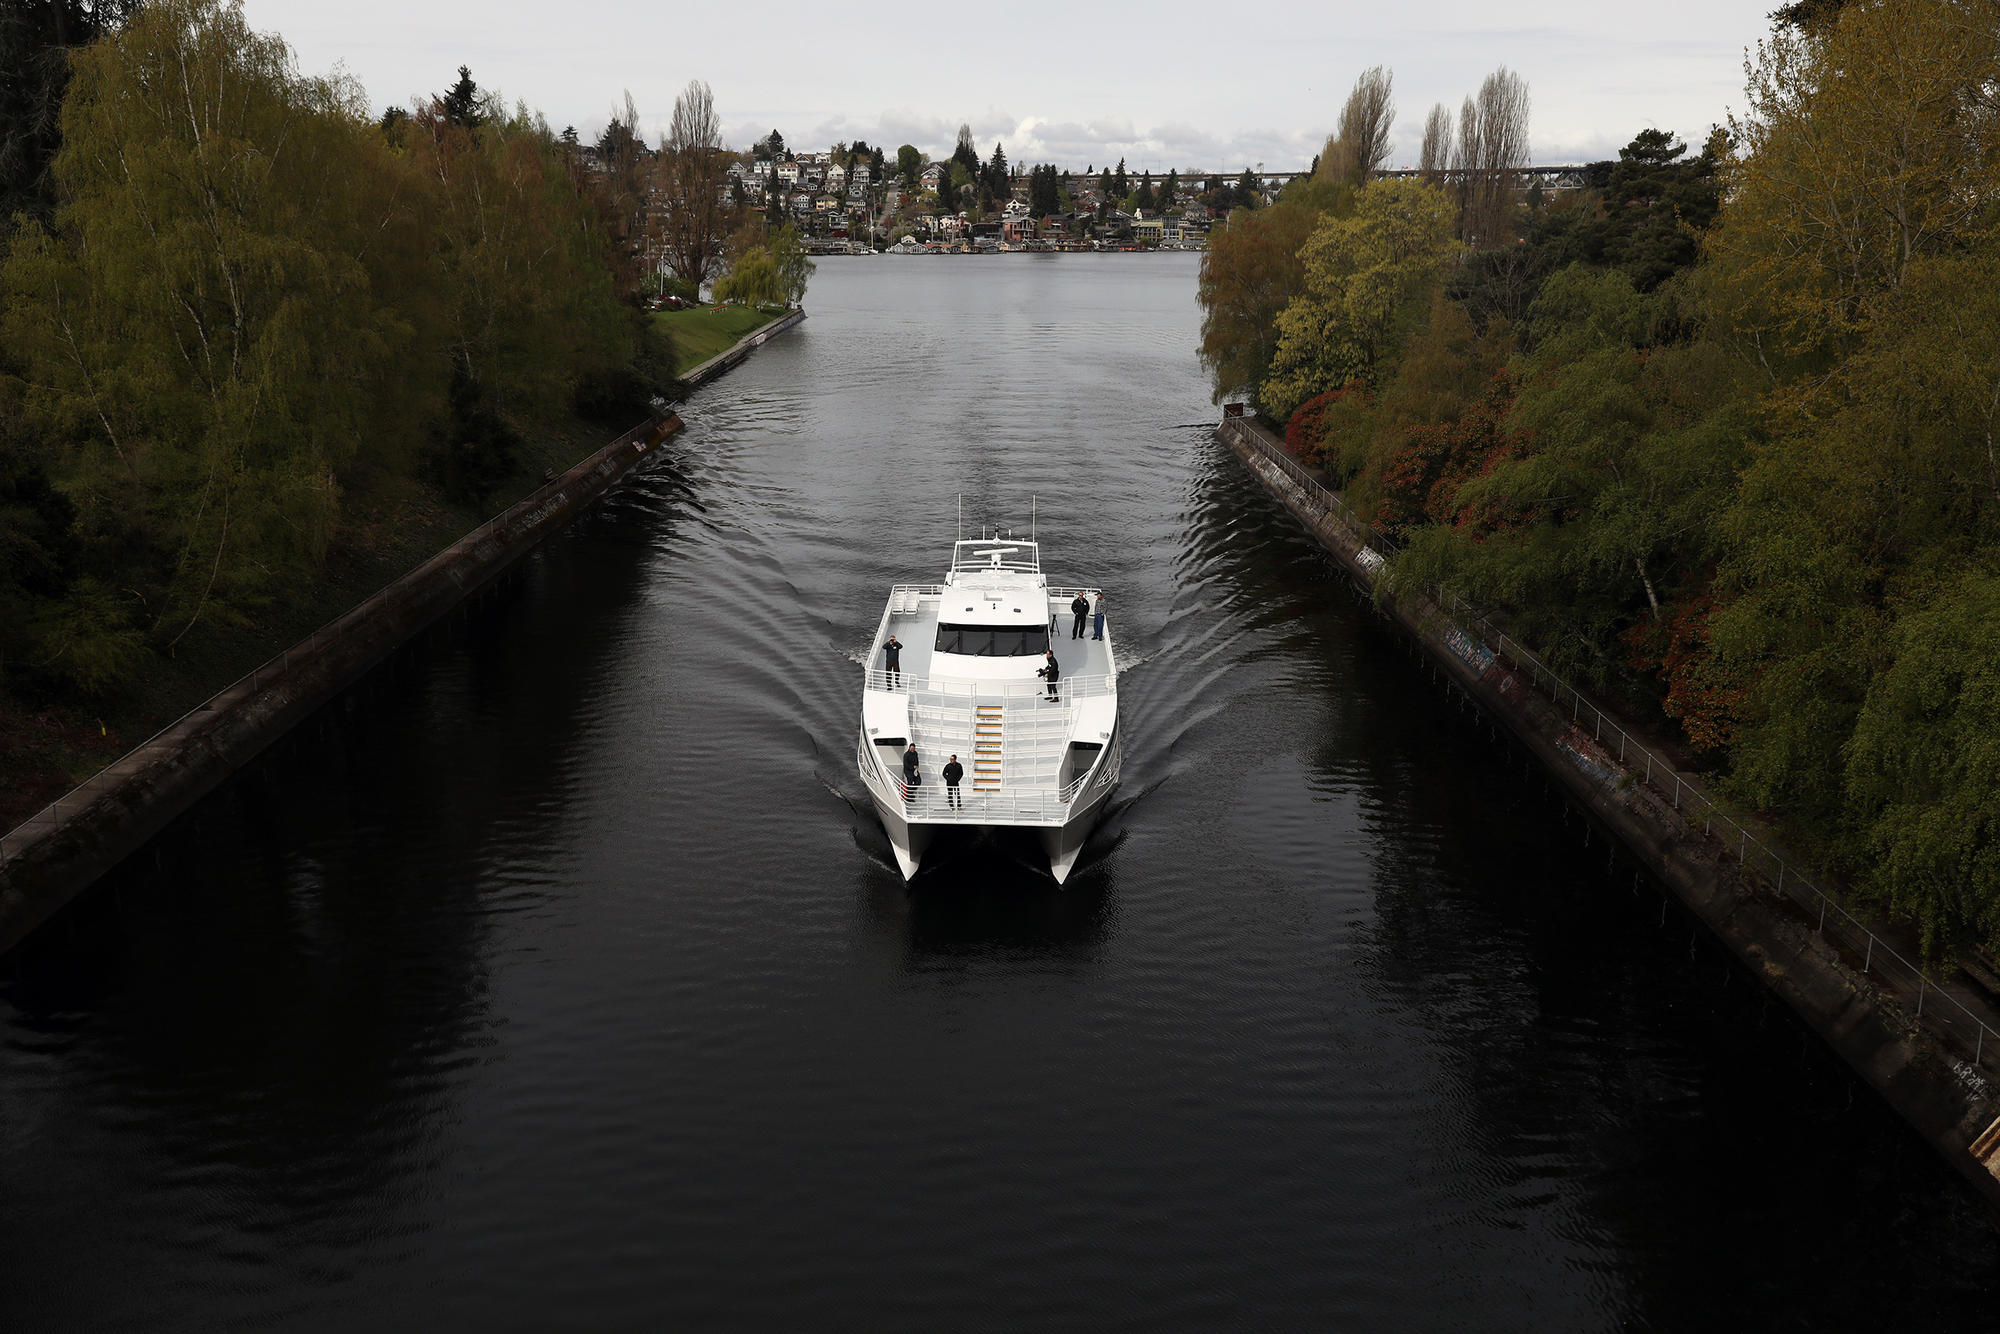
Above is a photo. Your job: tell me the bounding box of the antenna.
[957,493,962,544]
[1031,495,1037,543]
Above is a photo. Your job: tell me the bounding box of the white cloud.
[244,0,1774,171]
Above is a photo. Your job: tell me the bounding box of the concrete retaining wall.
[1217,415,2000,1211]
[0,412,686,953]
[681,308,806,387]
[0,307,813,953]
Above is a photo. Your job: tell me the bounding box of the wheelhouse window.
[934,623,1050,657]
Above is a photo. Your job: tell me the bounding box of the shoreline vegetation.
[656,304,790,376]
[1198,9,2000,961]
[0,2,818,836]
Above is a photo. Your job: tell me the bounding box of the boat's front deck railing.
[863,669,1114,698]
[856,732,1108,826]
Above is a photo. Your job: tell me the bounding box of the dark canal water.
[6,256,2000,1330]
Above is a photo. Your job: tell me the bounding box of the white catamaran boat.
[857,530,1120,883]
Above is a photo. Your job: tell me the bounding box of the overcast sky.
[242,0,1774,170]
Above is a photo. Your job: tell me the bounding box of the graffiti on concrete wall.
[1554,726,1621,789]
[1443,625,1496,676]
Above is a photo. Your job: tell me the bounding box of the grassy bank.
[654,304,787,375]
[0,413,649,835]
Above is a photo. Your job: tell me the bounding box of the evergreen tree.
[440,64,486,128]
[1163,169,1180,208]
[0,0,143,228]
[1028,163,1061,217]
[952,123,979,176]
[1113,157,1128,197]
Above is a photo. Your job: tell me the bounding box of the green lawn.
[653,303,787,375]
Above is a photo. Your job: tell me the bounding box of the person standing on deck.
[942,755,964,808]
[1039,650,1061,700]
[1092,593,1105,641]
[902,741,920,799]
[1070,593,1090,639]
[883,634,903,687]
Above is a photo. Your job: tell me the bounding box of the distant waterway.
[5,254,1998,1330]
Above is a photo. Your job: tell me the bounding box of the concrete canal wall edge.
[1215,415,2000,1212]
[0,310,807,954]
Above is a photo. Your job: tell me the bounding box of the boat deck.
[861,586,1118,826]
[869,587,1115,689]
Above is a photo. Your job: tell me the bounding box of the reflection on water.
[4,256,1999,1331]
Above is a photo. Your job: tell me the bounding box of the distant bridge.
[1073,164,1592,192]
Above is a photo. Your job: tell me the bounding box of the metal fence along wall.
[1221,415,2000,1081]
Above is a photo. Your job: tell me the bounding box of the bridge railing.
[1222,413,2000,1078]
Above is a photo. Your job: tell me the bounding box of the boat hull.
[861,727,1118,884]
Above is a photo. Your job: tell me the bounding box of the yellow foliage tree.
[1260,178,1458,420]
[1704,0,2000,370]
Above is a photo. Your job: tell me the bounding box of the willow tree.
[0,0,434,644]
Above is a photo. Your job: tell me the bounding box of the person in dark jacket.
[883,634,902,687]
[1039,650,1060,700]
[942,754,964,808]
[1071,593,1090,639]
[902,742,920,798]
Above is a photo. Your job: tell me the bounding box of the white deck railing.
[864,669,1114,698]
[857,732,1112,826]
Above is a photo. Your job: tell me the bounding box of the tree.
[1704,0,2000,365]
[1449,67,1530,246]
[985,142,1009,199]
[1320,65,1395,185]
[897,143,922,186]
[713,246,781,305]
[1233,169,1260,209]
[1417,103,1450,184]
[1196,200,1323,401]
[770,222,814,305]
[0,0,144,231]
[1595,128,1721,291]
[1133,173,1156,213]
[1397,266,1753,681]
[952,123,979,176]
[2,0,436,643]
[1112,157,1128,197]
[1846,571,2000,954]
[1162,169,1180,209]
[656,78,731,290]
[1260,177,1459,417]
[440,64,487,129]
[1028,163,1061,218]
[1708,242,2000,838]
[753,128,785,161]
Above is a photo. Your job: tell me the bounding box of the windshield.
[934,622,1050,657]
